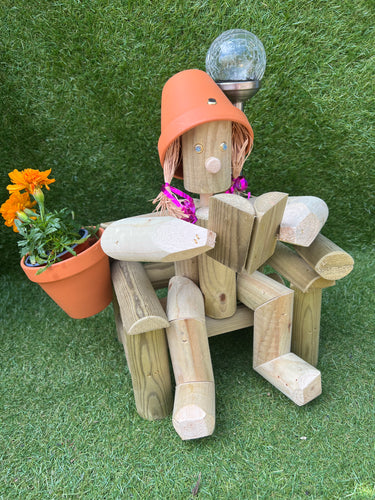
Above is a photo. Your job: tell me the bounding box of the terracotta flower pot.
[21,228,113,319]
[158,69,253,179]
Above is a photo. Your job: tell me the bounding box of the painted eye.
[194,143,203,153]
[220,142,228,152]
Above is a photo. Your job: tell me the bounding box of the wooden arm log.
[245,192,288,275]
[112,261,170,335]
[101,216,216,262]
[237,270,321,405]
[278,196,329,247]
[206,193,255,272]
[267,241,335,293]
[166,276,215,440]
[294,233,354,280]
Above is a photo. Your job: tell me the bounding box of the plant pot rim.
[21,227,105,284]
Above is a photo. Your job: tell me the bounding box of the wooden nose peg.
[205,156,221,174]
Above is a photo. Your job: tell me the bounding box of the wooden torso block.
[207,193,255,272]
[246,192,288,275]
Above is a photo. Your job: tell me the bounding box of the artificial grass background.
[1,247,374,498]
[1,0,374,268]
[1,1,374,498]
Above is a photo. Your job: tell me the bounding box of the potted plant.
[1,168,113,318]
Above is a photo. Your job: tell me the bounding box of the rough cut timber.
[294,233,354,280]
[101,216,216,262]
[111,261,170,335]
[166,276,215,440]
[237,270,322,405]
[182,121,232,194]
[143,262,175,289]
[197,208,237,319]
[245,192,288,275]
[207,193,255,272]
[122,328,173,420]
[278,196,329,247]
[174,257,199,285]
[112,295,173,420]
[267,241,335,293]
[291,285,322,367]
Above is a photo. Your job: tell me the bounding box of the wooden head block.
[182,121,232,194]
[207,193,255,272]
[246,192,288,275]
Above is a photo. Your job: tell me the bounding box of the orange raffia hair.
[152,122,253,217]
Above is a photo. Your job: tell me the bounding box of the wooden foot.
[238,270,322,405]
[255,353,321,406]
[173,382,215,440]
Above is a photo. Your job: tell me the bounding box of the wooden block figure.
[101,69,353,440]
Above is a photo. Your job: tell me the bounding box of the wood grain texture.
[278,196,328,246]
[166,276,215,440]
[206,305,254,337]
[144,262,175,289]
[120,327,173,420]
[182,121,232,194]
[238,270,321,405]
[111,261,170,335]
[291,286,322,367]
[197,210,237,319]
[173,382,215,440]
[294,233,354,280]
[207,193,255,272]
[237,269,292,310]
[255,353,321,406]
[174,257,199,285]
[267,241,335,293]
[246,192,288,275]
[102,216,216,262]
[166,318,214,385]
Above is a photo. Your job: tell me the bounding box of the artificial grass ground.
[1,1,374,498]
[1,246,374,499]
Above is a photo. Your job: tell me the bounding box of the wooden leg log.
[238,270,321,406]
[113,301,173,421]
[112,261,170,335]
[291,285,322,367]
[166,276,215,440]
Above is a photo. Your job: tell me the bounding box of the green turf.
[1,0,374,268]
[0,247,374,499]
[0,1,374,498]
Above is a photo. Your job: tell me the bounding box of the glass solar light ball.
[205,29,266,82]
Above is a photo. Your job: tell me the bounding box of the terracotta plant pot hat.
[158,69,253,179]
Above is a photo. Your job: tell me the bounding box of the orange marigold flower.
[7,168,55,195]
[0,192,36,232]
